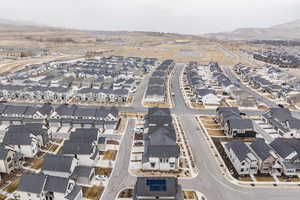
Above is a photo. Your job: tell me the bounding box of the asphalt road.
[221,65,278,108]
[100,119,137,200]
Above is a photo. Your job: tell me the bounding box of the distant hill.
[204,19,300,40]
[0,18,45,28]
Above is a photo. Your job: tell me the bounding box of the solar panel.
[146,179,167,191]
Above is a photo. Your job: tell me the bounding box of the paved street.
[100,119,136,200]
[102,63,300,200]
[222,65,278,107]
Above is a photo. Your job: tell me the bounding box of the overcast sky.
[0,0,299,34]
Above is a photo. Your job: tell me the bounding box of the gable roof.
[227,119,254,129]
[62,141,94,155]
[17,173,47,194]
[225,141,251,162]
[44,176,70,194]
[270,138,296,159]
[43,154,74,173]
[37,103,53,116]
[250,139,273,160]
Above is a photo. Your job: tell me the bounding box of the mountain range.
[1,17,300,41]
[204,19,300,40]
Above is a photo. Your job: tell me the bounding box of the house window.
[241,162,245,166]
[150,162,155,168]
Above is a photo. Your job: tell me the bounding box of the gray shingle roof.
[225,141,251,162]
[43,154,74,173]
[62,141,94,155]
[227,119,254,129]
[71,166,94,178]
[44,176,70,193]
[270,139,296,159]
[250,139,272,160]
[17,173,47,194]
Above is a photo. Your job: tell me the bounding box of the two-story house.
[223,141,258,175]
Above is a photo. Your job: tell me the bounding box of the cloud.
[0,0,299,33]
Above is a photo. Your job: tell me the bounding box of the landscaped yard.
[183,190,197,199]
[278,177,300,182]
[207,129,225,137]
[4,177,20,193]
[103,150,117,160]
[82,186,104,200]
[118,188,133,198]
[255,176,275,182]
[95,167,112,177]
[0,194,6,200]
[238,176,252,182]
[31,157,44,169]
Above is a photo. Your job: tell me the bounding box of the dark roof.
[270,139,296,159]
[216,107,240,115]
[225,141,251,162]
[2,105,28,115]
[17,173,46,194]
[43,154,74,173]
[37,103,53,115]
[134,177,178,197]
[71,166,94,179]
[148,107,171,116]
[62,141,94,155]
[250,139,272,160]
[44,176,70,193]
[149,78,165,85]
[196,88,216,97]
[146,86,165,96]
[287,139,300,155]
[0,144,10,159]
[147,145,180,158]
[65,185,82,200]
[227,119,254,129]
[69,128,99,143]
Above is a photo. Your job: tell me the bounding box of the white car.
[95,175,107,180]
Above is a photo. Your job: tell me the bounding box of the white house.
[223,141,258,175]
[15,173,82,200]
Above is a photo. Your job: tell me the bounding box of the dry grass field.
[0,25,257,72]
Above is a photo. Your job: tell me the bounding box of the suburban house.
[42,154,78,178]
[142,126,180,171]
[223,141,258,175]
[70,165,95,185]
[144,86,165,103]
[142,108,180,171]
[270,138,300,176]
[33,103,53,119]
[2,123,49,158]
[144,60,174,104]
[224,119,256,138]
[61,128,100,166]
[0,144,17,174]
[249,139,282,175]
[15,173,83,200]
[133,177,183,200]
[195,88,220,105]
[216,107,240,126]
[262,108,300,138]
[216,107,256,137]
